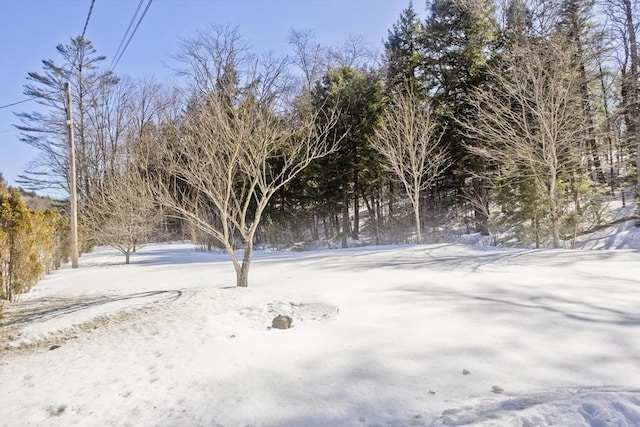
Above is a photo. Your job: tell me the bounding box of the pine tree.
[309,67,385,246]
[15,36,117,198]
[558,0,606,183]
[501,0,533,46]
[422,0,499,235]
[384,1,426,98]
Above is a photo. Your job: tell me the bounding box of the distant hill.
[0,172,58,211]
[19,190,58,211]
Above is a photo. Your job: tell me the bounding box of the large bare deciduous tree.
[154,93,337,287]
[152,25,341,288]
[372,91,449,242]
[463,38,584,248]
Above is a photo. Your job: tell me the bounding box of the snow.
[577,201,640,250]
[1,233,639,425]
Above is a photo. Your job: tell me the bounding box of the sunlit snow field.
[1,226,639,426]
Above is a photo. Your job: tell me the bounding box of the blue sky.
[0,0,414,192]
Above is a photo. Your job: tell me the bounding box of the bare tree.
[83,164,160,265]
[372,91,449,242]
[154,25,340,287]
[288,29,327,94]
[327,34,376,70]
[153,91,337,287]
[82,78,176,264]
[463,38,584,248]
[173,24,250,100]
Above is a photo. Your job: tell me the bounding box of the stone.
[491,385,504,394]
[272,314,293,329]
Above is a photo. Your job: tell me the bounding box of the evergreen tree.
[501,0,533,46]
[422,0,499,235]
[603,0,640,222]
[309,67,385,246]
[558,0,606,183]
[0,189,43,301]
[15,36,117,198]
[384,1,426,97]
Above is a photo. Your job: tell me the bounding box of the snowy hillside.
[0,239,639,426]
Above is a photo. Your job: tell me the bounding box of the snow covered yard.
[1,242,639,426]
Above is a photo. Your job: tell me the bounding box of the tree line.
[9,0,639,288]
[0,174,71,302]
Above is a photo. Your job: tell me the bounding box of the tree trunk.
[236,240,253,287]
[125,251,131,265]
[388,181,395,220]
[473,179,490,235]
[413,197,422,243]
[598,58,617,193]
[311,210,319,241]
[375,192,382,245]
[352,187,359,240]
[363,192,379,245]
[341,190,349,248]
[548,178,561,249]
[577,61,606,183]
[323,216,329,240]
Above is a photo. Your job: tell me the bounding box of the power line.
[109,0,145,69]
[111,0,154,71]
[109,0,154,71]
[0,97,36,109]
[81,0,96,39]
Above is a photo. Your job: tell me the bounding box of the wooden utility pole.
[64,82,79,268]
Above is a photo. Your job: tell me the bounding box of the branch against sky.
[154,27,340,287]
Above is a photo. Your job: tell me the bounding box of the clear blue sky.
[0,0,413,193]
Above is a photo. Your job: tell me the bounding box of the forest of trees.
[7,0,639,290]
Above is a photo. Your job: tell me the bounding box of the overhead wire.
[3,0,153,112]
[109,0,154,72]
[109,0,145,69]
[3,1,95,112]
[81,0,96,39]
[0,97,37,109]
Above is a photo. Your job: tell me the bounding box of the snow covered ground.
[1,229,639,425]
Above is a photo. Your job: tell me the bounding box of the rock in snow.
[271,314,293,329]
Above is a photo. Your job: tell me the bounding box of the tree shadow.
[260,244,628,274]
[1,290,182,328]
[387,280,640,327]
